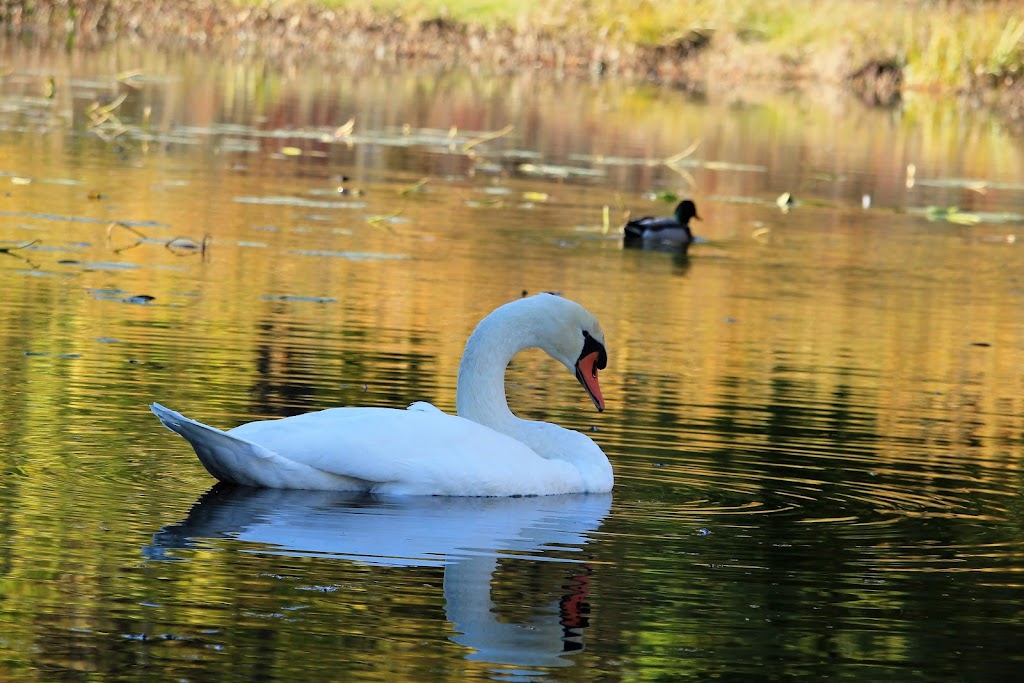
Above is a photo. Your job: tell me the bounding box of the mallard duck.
[623,199,701,253]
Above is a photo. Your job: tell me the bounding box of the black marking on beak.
[580,331,607,370]
[575,331,607,412]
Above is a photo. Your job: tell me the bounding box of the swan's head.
[460,294,610,417]
[529,294,608,413]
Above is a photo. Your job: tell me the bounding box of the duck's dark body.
[623,200,701,253]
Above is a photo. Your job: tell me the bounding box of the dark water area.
[1,42,1023,680]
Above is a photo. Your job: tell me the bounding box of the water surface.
[1,43,1023,681]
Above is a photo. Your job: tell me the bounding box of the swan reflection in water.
[146,485,611,670]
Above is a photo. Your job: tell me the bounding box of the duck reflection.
[146,485,611,670]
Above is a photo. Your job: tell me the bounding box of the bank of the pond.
[2,0,1023,120]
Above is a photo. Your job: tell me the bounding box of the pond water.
[1,42,1024,681]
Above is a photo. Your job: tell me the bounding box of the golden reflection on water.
[1,45,1024,680]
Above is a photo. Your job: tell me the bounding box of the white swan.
[150,293,613,496]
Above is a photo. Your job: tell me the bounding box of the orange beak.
[575,351,605,412]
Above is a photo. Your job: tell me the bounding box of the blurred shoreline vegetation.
[1,0,1023,116]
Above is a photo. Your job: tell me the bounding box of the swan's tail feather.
[150,402,277,486]
[150,403,369,490]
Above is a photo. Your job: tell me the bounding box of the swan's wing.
[225,407,580,495]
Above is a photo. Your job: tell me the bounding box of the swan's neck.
[456,304,538,437]
[453,296,613,491]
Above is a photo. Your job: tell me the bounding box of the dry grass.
[309,0,1024,92]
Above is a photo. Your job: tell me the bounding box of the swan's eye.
[580,330,607,370]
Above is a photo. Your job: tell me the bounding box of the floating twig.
[663,139,701,166]
[660,140,701,189]
[365,209,404,234]
[93,93,128,115]
[107,221,147,241]
[117,70,145,90]
[664,163,697,188]
[461,124,515,152]
[0,239,39,253]
[398,178,429,195]
[367,208,404,224]
[0,240,40,268]
[106,221,148,253]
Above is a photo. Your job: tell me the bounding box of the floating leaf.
[522,191,549,202]
[946,212,982,225]
[923,205,959,219]
[913,206,981,224]
[280,146,302,156]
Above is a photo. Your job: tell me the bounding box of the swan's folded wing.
[227,407,575,495]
